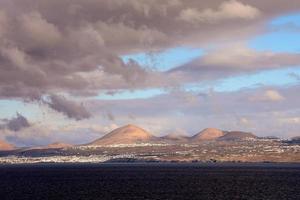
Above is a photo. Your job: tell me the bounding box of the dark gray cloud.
[43,95,91,120]
[0,113,30,131]
[1,0,300,102]
[0,1,152,101]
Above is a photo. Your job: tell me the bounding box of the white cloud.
[179,0,260,23]
[279,117,300,125]
[196,44,300,70]
[250,90,285,102]
[239,117,251,126]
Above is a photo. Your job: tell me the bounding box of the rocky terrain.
[0,124,299,164]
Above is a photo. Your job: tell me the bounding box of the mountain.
[88,124,160,145]
[46,142,73,149]
[0,140,15,151]
[161,133,190,143]
[218,131,257,141]
[191,128,225,142]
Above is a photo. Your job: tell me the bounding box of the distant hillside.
[88,126,259,146]
[218,131,257,141]
[0,140,15,151]
[46,142,73,149]
[191,128,225,142]
[88,124,160,145]
[161,133,190,143]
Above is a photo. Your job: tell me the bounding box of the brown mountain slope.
[218,131,257,141]
[0,140,15,151]
[89,124,160,145]
[191,128,225,142]
[161,133,190,143]
[46,142,73,149]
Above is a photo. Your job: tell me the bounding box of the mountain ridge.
[88,124,160,145]
[191,128,225,142]
[218,131,257,141]
[87,125,259,146]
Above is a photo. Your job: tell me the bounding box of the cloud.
[180,44,300,70]
[0,10,8,37]
[279,117,300,125]
[250,89,285,102]
[104,111,115,121]
[0,0,299,103]
[179,0,260,23]
[1,125,51,147]
[2,84,299,146]
[86,85,300,138]
[170,44,300,82]
[0,121,119,147]
[0,113,30,131]
[42,95,91,120]
[0,3,152,101]
[18,11,62,50]
[60,122,118,134]
[202,45,300,70]
[0,0,300,104]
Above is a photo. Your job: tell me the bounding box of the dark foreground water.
[0,163,299,200]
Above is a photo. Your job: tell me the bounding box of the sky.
[0,0,300,146]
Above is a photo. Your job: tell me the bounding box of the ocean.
[0,163,299,200]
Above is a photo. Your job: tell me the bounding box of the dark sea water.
[0,163,299,200]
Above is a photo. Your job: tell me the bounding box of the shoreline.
[1,161,300,168]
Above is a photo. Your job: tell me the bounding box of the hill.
[89,124,159,145]
[161,133,190,143]
[218,131,257,141]
[191,128,225,142]
[46,142,73,149]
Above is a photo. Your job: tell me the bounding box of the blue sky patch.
[250,13,300,53]
[0,100,40,119]
[186,67,300,93]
